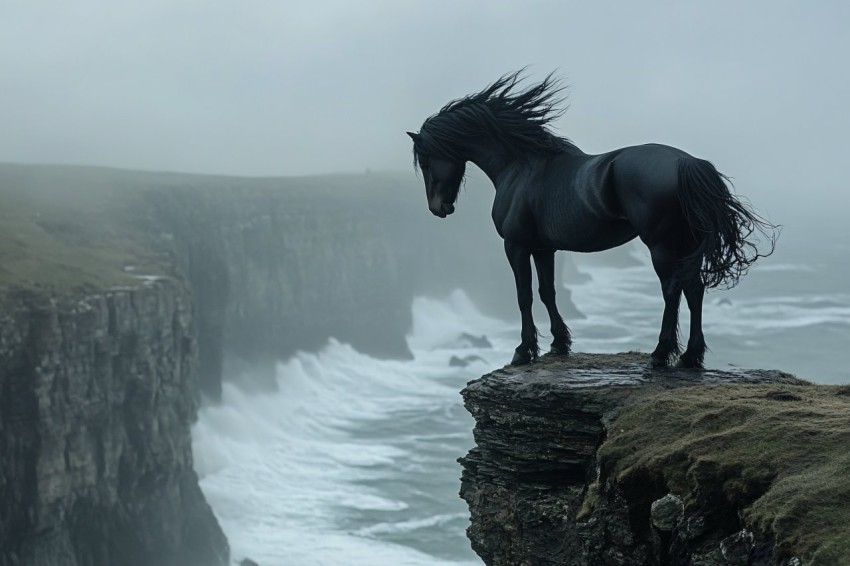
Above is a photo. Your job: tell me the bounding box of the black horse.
[408,72,777,368]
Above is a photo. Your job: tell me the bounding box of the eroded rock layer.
[459,353,807,566]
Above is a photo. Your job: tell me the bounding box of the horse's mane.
[415,70,580,166]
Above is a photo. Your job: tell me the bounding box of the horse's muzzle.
[430,203,455,218]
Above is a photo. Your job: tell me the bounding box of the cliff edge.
[460,353,848,566]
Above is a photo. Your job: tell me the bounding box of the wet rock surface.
[459,353,801,566]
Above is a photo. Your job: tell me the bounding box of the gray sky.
[2,1,848,211]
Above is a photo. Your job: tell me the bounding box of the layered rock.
[0,279,228,566]
[458,353,828,566]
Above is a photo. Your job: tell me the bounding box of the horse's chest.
[492,195,539,247]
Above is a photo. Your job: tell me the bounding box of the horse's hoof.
[676,354,705,369]
[511,351,533,366]
[649,355,670,369]
[549,343,571,356]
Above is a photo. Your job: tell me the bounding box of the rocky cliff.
[0,279,228,566]
[460,353,847,565]
[144,172,590,398]
[1,163,585,399]
[143,173,431,398]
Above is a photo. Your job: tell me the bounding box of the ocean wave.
[194,289,498,565]
[354,513,468,537]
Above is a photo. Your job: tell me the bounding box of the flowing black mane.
[414,71,580,167]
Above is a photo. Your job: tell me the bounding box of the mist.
[2,1,849,219]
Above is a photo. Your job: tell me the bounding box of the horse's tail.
[677,157,779,289]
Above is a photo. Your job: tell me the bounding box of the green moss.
[600,383,850,564]
[576,480,601,521]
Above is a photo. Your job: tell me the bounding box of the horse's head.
[408,131,465,218]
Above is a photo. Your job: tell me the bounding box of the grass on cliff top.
[600,383,850,565]
[0,164,169,296]
[0,163,425,297]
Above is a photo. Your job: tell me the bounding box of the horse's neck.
[465,141,583,189]
[471,150,552,196]
[462,142,515,187]
[493,158,548,197]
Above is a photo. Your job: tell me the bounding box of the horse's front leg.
[532,250,572,355]
[505,240,538,365]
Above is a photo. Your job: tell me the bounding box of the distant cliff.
[141,171,590,398]
[143,173,436,398]
[460,354,847,565]
[0,280,228,566]
[0,163,587,398]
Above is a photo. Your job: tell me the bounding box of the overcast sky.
[2,1,848,211]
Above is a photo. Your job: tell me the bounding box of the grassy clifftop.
[0,164,171,295]
[601,382,850,564]
[0,163,436,297]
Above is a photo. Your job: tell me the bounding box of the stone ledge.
[459,352,819,566]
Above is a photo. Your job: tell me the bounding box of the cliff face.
[1,164,584,399]
[458,353,835,566]
[145,176,424,397]
[137,171,539,398]
[0,279,228,566]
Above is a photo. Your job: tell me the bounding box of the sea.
[192,230,849,566]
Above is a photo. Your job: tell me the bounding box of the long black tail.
[678,157,779,289]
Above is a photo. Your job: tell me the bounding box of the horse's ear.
[407,131,422,144]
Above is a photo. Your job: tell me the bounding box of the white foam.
[354,513,469,537]
[193,289,502,565]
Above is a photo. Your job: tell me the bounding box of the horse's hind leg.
[649,249,683,367]
[679,278,707,368]
[532,250,572,355]
[505,240,539,365]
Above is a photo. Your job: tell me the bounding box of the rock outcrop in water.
[460,353,848,565]
[0,279,228,566]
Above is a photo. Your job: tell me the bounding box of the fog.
[2,1,849,215]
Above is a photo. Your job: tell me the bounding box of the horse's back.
[558,143,689,218]
[610,144,696,247]
[612,144,690,196]
[524,153,638,252]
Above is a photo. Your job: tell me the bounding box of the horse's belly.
[544,219,638,252]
